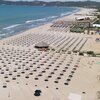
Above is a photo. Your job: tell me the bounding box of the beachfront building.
[92,24,100,35]
[76,17,91,27]
[93,24,100,28]
[70,16,97,34]
[70,17,90,33]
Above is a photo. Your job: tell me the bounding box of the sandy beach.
[0,7,100,100]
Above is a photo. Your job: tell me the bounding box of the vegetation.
[79,52,84,56]
[70,27,84,33]
[87,51,94,55]
[0,1,100,8]
[94,14,100,25]
[86,51,97,57]
[78,51,98,57]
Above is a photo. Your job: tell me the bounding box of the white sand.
[0,8,100,100]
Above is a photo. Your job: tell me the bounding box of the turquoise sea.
[0,5,79,39]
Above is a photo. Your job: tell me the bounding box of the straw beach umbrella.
[35,41,49,48]
[35,41,49,51]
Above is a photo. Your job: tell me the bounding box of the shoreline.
[0,7,93,41]
[0,6,79,40]
[1,7,99,53]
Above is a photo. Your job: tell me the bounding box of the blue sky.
[5,0,100,2]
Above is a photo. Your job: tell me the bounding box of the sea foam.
[3,24,21,30]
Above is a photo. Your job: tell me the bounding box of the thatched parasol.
[35,41,49,48]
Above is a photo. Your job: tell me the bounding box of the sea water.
[0,5,79,39]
